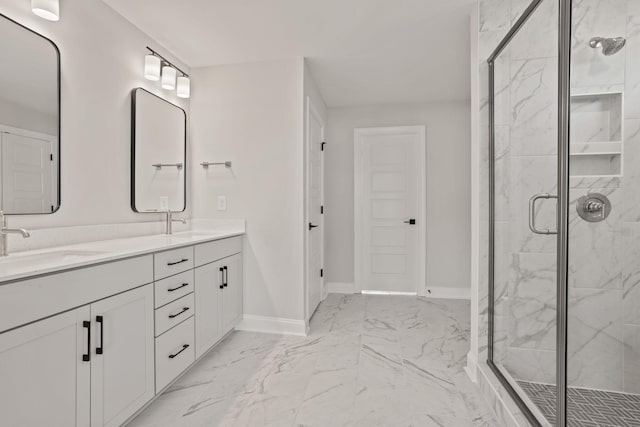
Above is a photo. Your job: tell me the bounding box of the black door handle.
[308,223,319,230]
[404,219,416,225]
[223,266,228,287]
[168,307,190,319]
[219,267,224,289]
[168,344,189,359]
[96,316,104,355]
[167,258,189,266]
[82,321,91,362]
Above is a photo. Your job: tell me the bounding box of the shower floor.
[518,381,640,426]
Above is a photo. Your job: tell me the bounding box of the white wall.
[0,98,57,135]
[0,0,189,230]
[325,101,471,291]
[191,58,306,321]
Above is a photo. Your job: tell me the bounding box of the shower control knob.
[577,193,611,222]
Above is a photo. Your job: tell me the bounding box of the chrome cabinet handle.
[528,193,558,235]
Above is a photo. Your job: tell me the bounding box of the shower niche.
[569,91,623,177]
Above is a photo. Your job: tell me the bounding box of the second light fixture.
[144,47,190,98]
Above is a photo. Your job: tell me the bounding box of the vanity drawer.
[154,270,194,308]
[155,316,195,392]
[195,237,242,267]
[154,246,194,280]
[155,293,194,337]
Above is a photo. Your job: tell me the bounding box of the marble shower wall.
[479,0,640,395]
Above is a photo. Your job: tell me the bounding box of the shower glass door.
[488,0,560,425]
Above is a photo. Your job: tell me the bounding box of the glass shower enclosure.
[487,0,638,426]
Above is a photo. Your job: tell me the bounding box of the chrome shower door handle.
[528,193,558,235]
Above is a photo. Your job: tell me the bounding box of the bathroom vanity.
[0,230,243,427]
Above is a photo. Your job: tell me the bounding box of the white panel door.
[1,131,53,213]
[0,306,91,427]
[90,284,155,427]
[195,260,222,358]
[306,98,324,319]
[355,126,425,293]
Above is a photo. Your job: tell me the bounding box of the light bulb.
[161,66,176,90]
[144,54,161,81]
[31,0,59,21]
[177,76,190,98]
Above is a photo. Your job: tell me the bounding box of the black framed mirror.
[131,88,187,213]
[0,14,60,214]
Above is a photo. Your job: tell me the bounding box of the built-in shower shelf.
[570,91,623,177]
[570,141,621,155]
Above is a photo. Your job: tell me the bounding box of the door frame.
[304,96,325,322]
[353,125,427,295]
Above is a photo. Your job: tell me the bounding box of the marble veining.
[128,295,499,427]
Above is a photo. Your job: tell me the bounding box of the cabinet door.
[90,284,154,427]
[0,306,91,427]
[195,260,222,358]
[222,254,243,334]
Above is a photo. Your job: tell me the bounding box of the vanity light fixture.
[31,0,59,21]
[161,65,176,90]
[177,76,190,98]
[144,54,161,81]
[146,47,190,98]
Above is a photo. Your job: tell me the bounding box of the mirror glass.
[0,15,60,214]
[131,88,186,213]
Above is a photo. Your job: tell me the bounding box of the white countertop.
[0,229,245,284]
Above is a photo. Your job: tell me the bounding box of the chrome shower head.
[589,37,626,56]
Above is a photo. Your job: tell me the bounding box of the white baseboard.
[465,350,478,382]
[326,282,355,294]
[235,314,308,336]
[423,286,470,300]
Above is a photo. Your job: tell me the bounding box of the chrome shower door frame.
[486,0,571,425]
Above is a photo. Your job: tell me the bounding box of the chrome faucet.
[0,211,30,257]
[165,210,186,235]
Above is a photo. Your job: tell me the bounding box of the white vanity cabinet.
[221,253,243,333]
[90,285,155,427]
[194,237,243,359]
[0,283,154,427]
[0,232,244,427]
[0,306,91,427]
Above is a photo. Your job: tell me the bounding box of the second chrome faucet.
[0,211,30,256]
[165,210,186,235]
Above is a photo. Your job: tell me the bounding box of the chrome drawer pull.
[167,258,189,266]
[168,307,190,319]
[167,283,189,292]
[168,344,189,359]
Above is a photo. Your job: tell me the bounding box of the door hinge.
[320,269,324,278]
[321,141,326,151]
[320,205,324,214]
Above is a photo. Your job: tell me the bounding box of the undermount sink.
[0,250,110,268]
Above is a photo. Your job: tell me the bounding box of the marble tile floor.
[128,294,499,427]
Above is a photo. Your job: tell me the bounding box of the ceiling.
[102,0,473,107]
